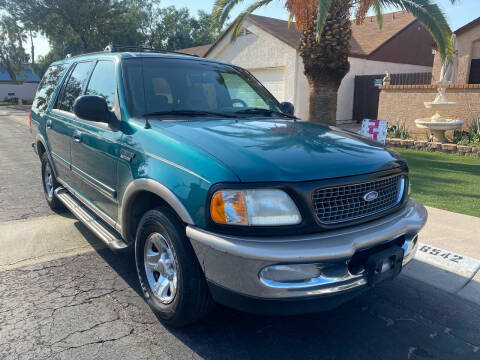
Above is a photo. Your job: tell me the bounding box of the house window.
[469,59,480,84]
[238,27,252,37]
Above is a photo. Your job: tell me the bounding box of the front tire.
[135,208,214,328]
[41,153,64,210]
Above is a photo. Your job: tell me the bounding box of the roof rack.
[62,45,200,60]
[104,44,199,57]
[64,50,113,59]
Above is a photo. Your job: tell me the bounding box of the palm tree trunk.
[7,67,17,82]
[299,0,351,125]
[307,77,339,126]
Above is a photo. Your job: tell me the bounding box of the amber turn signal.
[210,191,248,225]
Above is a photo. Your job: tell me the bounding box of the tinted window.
[56,61,93,112]
[123,58,280,116]
[85,61,116,110]
[222,72,269,109]
[32,64,66,112]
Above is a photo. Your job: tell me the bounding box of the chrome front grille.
[312,174,405,225]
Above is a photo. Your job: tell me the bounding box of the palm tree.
[212,0,456,125]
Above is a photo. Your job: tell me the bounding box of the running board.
[55,187,129,251]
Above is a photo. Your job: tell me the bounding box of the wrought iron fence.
[390,72,432,85]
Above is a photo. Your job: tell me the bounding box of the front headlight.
[210,189,301,226]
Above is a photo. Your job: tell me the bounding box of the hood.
[153,119,406,182]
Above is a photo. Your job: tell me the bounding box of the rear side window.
[55,61,93,113]
[85,61,116,110]
[32,64,66,112]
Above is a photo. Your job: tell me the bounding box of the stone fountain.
[414,82,464,142]
[414,34,464,143]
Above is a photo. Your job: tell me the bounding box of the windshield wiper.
[234,108,297,119]
[141,110,236,118]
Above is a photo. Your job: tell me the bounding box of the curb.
[403,242,480,306]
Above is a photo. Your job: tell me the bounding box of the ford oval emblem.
[363,191,379,202]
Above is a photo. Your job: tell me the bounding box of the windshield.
[122,57,283,118]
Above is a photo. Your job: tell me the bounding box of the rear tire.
[41,153,64,211]
[135,207,214,328]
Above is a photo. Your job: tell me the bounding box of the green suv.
[31,46,427,327]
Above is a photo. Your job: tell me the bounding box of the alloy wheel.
[144,232,178,304]
[43,162,54,199]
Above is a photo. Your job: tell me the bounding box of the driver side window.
[85,60,116,110]
[221,72,269,109]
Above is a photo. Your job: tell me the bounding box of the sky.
[27,0,480,60]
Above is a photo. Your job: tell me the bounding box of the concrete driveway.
[0,107,479,360]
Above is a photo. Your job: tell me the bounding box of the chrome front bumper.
[187,199,427,300]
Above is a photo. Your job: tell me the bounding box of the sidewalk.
[403,205,480,306]
[2,104,31,112]
[421,206,480,259]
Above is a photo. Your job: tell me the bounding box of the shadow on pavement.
[78,226,480,360]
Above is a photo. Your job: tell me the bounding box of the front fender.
[119,178,195,242]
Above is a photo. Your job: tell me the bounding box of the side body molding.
[119,178,195,242]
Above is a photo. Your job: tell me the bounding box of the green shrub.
[387,121,410,139]
[454,117,480,146]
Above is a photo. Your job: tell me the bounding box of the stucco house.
[0,68,40,101]
[432,16,480,84]
[181,11,434,123]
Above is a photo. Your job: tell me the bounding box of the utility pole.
[30,30,34,65]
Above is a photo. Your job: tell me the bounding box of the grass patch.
[392,148,480,217]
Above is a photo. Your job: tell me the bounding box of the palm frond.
[316,0,335,41]
[379,0,452,59]
[212,0,245,30]
[230,0,273,42]
[355,0,376,25]
[372,1,384,29]
[406,0,451,34]
[288,13,294,29]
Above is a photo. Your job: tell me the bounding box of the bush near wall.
[387,138,480,156]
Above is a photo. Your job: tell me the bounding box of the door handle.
[73,133,82,143]
[46,119,52,129]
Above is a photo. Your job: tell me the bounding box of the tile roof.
[16,69,40,82]
[455,16,480,36]
[203,11,418,58]
[246,14,301,49]
[0,70,11,81]
[177,44,212,57]
[0,68,40,82]
[349,11,416,56]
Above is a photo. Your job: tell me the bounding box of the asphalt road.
[0,107,53,221]
[0,107,479,360]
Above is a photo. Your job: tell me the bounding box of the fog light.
[260,264,322,283]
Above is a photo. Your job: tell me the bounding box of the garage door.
[249,68,285,102]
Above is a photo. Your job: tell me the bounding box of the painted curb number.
[419,245,463,263]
